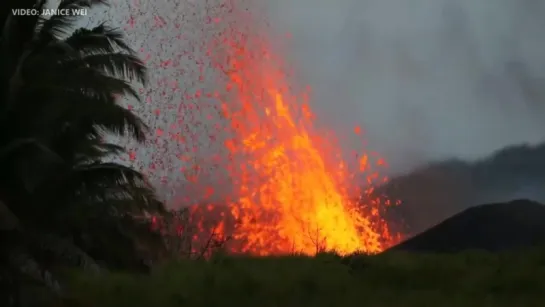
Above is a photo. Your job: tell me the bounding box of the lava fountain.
[194,12,400,256]
[124,1,401,256]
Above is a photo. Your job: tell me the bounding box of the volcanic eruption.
[122,1,402,256]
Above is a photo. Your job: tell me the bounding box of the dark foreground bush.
[64,250,545,307]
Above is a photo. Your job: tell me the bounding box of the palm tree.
[0,0,169,303]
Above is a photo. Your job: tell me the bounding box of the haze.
[263,0,545,172]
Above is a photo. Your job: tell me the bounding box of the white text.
[12,8,88,16]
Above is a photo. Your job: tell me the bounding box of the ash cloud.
[262,0,545,173]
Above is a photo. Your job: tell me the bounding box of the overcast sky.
[90,0,545,199]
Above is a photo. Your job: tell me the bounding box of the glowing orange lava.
[206,28,399,256]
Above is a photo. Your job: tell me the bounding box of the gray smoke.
[262,0,545,173]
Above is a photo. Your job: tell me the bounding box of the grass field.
[66,250,545,307]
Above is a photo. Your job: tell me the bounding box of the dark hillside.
[381,143,545,235]
[389,199,545,252]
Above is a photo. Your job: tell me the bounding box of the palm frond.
[73,142,126,164]
[74,162,149,187]
[58,0,108,10]
[47,91,147,141]
[93,191,165,215]
[65,23,136,55]
[91,142,125,154]
[35,15,77,46]
[34,0,108,48]
[88,103,148,141]
[18,52,148,141]
[67,162,164,212]
[61,52,147,85]
[30,68,140,100]
[52,132,124,164]
[22,53,148,140]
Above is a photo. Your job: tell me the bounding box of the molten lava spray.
[119,1,400,256]
[197,8,399,256]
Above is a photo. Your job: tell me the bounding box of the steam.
[262,0,545,173]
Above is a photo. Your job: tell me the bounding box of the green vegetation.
[65,250,545,307]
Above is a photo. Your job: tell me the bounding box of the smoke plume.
[262,0,545,172]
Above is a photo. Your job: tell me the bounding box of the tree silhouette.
[0,1,167,304]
